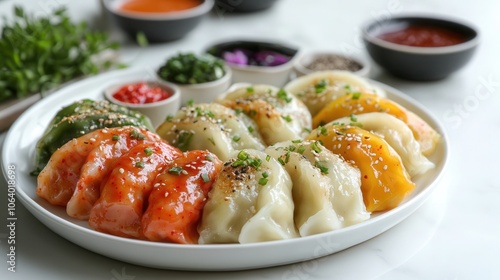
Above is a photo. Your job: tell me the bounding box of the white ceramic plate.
[1,67,448,271]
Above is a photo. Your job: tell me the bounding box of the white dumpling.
[284,70,386,116]
[216,84,312,145]
[333,112,435,177]
[198,149,298,244]
[265,140,369,236]
[156,103,265,161]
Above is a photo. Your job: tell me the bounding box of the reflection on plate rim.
[1,67,449,271]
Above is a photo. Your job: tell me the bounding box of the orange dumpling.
[312,93,440,155]
[306,124,415,212]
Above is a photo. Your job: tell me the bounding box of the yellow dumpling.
[306,124,415,212]
[312,93,440,155]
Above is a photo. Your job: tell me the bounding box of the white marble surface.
[1,0,499,279]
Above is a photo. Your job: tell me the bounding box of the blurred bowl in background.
[294,51,370,78]
[103,0,214,43]
[362,14,479,81]
[215,0,279,13]
[206,39,299,87]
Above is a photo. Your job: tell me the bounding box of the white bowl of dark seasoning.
[104,79,181,128]
[294,51,370,78]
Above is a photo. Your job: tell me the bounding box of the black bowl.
[215,0,279,13]
[103,0,214,43]
[362,15,479,81]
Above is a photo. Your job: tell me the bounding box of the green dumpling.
[32,99,154,175]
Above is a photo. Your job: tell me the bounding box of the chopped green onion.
[349,114,357,122]
[258,177,268,186]
[311,141,322,153]
[314,79,328,93]
[135,161,145,168]
[351,92,361,100]
[315,162,329,174]
[277,89,292,103]
[265,155,271,162]
[246,87,254,93]
[112,135,120,141]
[168,166,184,175]
[201,173,210,183]
[281,115,292,122]
[205,154,215,162]
[144,148,153,156]
[232,135,241,142]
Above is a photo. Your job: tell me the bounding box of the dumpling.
[265,140,369,236]
[284,70,386,116]
[156,103,265,161]
[332,112,435,177]
[216,84,312,145]
[312,92,441,155]
[88,141,181,238]
[306,124,415,212]
[141,150,222,244]
[198,149,298,244]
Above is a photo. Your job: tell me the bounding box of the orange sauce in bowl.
[120,0,203,13]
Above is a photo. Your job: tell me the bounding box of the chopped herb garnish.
[285,151,291,163]
[349,114,358,122]
[232,135,241,142]
[187,99,194,106]
[291,139,302,143]
[258,177,268,186]
[144,148,153,156]
[277,157,286,166]
[112,135,120,141]
[247,126,254,133]
[297,145,306,154]
[351,92,361,100]
[303,127,312,134]
[201,173,210,183]
[318,126,328,136]
[314,79,328,94]
[135,161,145,168]
[130,130,146,140]
[246,87,254,93]
[165,114,174,121]
[168,166,184,175]
[311,141,322,153]
[234,108,242,115]
[281,115,292,122]
[277,89,292,103]
[288,145,296,152]
[232,150,262,169]
[177,131,194,151]
[205,154,214,162]
[315,162,329,174]
[265,155,271,162]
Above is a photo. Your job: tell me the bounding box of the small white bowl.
[294,51,370,78]
[104,79,181,128]
[160,66,232,105]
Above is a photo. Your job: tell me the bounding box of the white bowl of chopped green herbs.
[156,53,232,105]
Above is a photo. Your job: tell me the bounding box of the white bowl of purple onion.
[205,39,299,87]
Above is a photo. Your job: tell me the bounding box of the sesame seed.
[119,168,125,174]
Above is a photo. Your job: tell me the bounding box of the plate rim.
[1,67,449,271]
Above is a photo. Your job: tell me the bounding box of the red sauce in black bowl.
[377,25,468,47]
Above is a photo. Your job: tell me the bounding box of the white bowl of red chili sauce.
[104,79,181,128]
[362,14,479,81]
